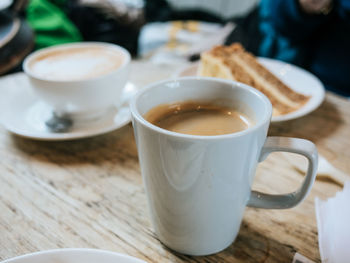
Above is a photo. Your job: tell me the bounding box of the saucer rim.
[3,107,131,141]
[1,80,134,141]
[1,248,146,263]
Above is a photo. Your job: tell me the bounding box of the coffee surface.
[29,46,124,81]
[145,101,252,136]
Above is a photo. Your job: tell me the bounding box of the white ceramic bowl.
[1,248,146,263]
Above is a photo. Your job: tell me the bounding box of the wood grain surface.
[0,61,349,262]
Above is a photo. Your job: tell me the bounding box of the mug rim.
[130,76,272,140]
[23,41,131,83]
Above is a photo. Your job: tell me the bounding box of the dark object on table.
[144,0,224,23]
[225,7,261,56]
[66,0,145,56]
[0,10,34,75]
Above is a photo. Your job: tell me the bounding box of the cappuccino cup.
[23,42,131,120]
[130,77,318,256]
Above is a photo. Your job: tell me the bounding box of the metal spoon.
[43,82,138,133]
[45,112,73,133]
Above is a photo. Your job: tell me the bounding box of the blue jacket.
[259,0,350,96]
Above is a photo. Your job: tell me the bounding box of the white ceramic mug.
[23,42,131,120]
[130,77,318,256]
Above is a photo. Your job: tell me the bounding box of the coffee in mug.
[144,101,253,136]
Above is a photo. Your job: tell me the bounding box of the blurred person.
[25,0,224,55]
[258,0,350,96]
[25,0,145,54]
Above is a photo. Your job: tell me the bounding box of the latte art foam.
[29,46,125,81]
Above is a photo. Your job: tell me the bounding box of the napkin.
[282,153,349,186]
[315,181,350,263]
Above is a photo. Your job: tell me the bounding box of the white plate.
[1,248,146,263]
[0,73,137,141]
[175,58,325,122]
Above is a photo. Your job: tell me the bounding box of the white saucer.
[0,73,137,141]
[175,58,326,122]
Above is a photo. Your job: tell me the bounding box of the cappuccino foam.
[29,46,125,81]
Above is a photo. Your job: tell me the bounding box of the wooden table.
[0,61,349,262]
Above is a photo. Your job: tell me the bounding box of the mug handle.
[247,136,318,209]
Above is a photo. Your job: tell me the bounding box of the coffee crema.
[28,46,125,81]
[145,101,253,136]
